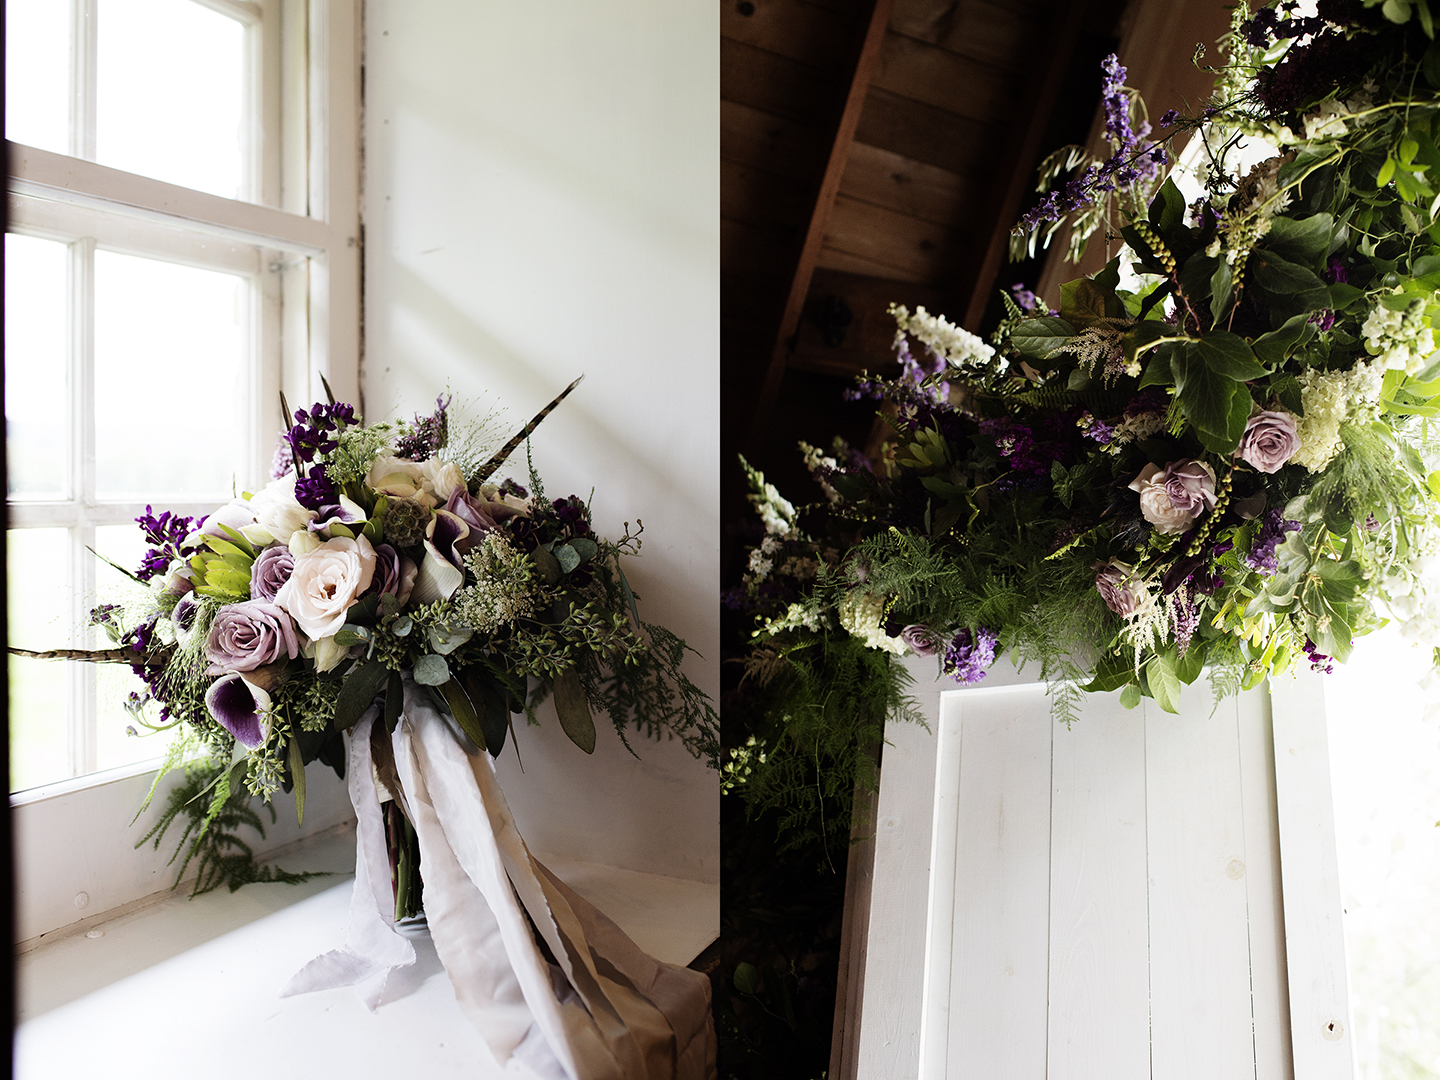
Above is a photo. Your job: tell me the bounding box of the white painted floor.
[16,826,717,1079]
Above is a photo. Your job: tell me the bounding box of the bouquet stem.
[384,799,424,922]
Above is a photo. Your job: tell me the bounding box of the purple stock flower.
[1303,637,1334,675]
[250,545,295,602]
[204,599,299,675]
[943,626,998,685]
[1325,258,1349,286]
[293,466,337,511]
[283,401,356,466]
[134,505,197,582]
[1243,509,1301,576]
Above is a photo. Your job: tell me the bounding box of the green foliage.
[136,757,324,897]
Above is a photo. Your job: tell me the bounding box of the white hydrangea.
[1292,359,1385,472]
[889,302,1000,371]
[1362,291,1436,374]
[838,591,908,655]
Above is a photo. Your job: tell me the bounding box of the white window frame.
[8,0,360,944]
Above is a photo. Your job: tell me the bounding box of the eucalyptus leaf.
[1119,682,1142,709]
[391,615,413,637]
[569,537,598,561]
[554,543,581,574]
[532,545,561,585]
[552,668,597,754]
[413,653,451,686]
[427,624,473,655]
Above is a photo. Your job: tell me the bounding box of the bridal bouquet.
[727,0,1440,838]
[35,380,717,897]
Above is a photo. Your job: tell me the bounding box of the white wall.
[362,1,718,884]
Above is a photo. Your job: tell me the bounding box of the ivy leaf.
[1327,283,1364,310]
[1264,213,1333,265]
[1174,346,1251,449]
[1209,259,1233,326]
[1060,279,1111,327]
[1272,373,1304,414]
[1138,341,1179,388]
[1010,316,1076,360]
[1252,313,1316,365]
[1192,331,1268,380]
[1146,652,1182,714]
[552,668,596,754]
[1250,249,1329,302]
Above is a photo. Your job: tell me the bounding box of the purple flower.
[1234,410,1300,473]
[1129,460,1217,535]
[172,593,203,644]
[283,401,356,466]
[1303,637,1334,675]
[367,542,418,607]
[900,624,939,656]
[943,627,998,685]
[134,505,197,582]
[394,394,452,461]
[444,486,520,552]
[1243,509,1301,576]
[1325,258,1349,286]
[1159,109,1180,127]
[293,467,337,511]
[204,599,299,675]
[1171,587,1199,656]
[269,436,294,480]
[250,545,295,602]
[205,673,271,749]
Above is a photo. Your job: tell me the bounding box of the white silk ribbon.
[283,680,715,1080]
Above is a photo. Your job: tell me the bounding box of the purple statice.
[293,466,338,511]
[284,402,356,466]
[1303,637,1334,674]
[943,626,998,685]
[135,505,197,582]
[1243,509,1301,576]
[394,394,452,461]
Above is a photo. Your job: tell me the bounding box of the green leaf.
[617,565,641,628]
[552,668,596,754]
[332,626,368,648]
[554,543,581,574]
[1378,156,1398,188]
[1010,317,1076,360]
[1191,331,1268,380]
[1264,213,1333,265]
[1272,373,1303,415]
[437,678,487,752]
[531,545,561,585]
[1327,283,1364,310]
[288,735,306,827]
[459,667,509,758]
[413,653,450,686]
[569,537,598,561]
[1174,646,1204,685]
[1209,259,1233,326]
[1252,313,1315,365]
[1384,0,1412,25]
[328,522,356,539]
[334,660,391,730]
[733,962,760,996]
[1146,652,1182,714]
[1425,35,1440,86]
[1119,682,1142,709]
[1082,653,1133,694]
[1174,344,1256,450]
[1060,279,1112,327]
[216,524,257,554]
[1249,249,1328,299]
[1149,176,1186,235]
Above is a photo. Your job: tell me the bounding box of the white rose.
[245,472,317,544]
[367,455,456,508]
[275,534,377,639]
[417,459,465,504]
[304,634,351,673]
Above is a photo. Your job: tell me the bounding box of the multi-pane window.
[6,0,359,794]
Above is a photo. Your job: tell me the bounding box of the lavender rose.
[204,599,299,674]
[1129,459,1217,535]
[900,624,939,656]
[1094,559,1140,617]
[1233,409,1300,473]
[368,542,419,607]
[250,544,295,602]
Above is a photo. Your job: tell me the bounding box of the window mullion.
[70,0,97,161]
[68,236,98,778]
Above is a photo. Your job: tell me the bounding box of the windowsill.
[16,824,718,1079]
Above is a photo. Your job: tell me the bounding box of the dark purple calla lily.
[205,672,270,749]
[427,508,470,570]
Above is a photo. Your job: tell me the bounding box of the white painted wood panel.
[1145,682,1257,1075]
[1047,691,1149,1080]
[845,662,1354,1080]
[1271,673,1356,1077]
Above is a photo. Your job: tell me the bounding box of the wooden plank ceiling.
[721,0,1234,559]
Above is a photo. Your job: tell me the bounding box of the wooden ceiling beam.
[745,0,897,455]
[955,0,1089,330]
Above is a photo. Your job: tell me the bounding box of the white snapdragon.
[747,475,799,540]
[1377,542,1440,649]
[1362,291,1435,374]
[888,303,1000,371]
[757,601,827,636]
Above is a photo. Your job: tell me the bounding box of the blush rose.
[274,533,377,639]
[1129,459,1217,535]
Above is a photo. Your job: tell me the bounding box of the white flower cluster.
[838,591,908,655]
[453,530,536,635]
[757,600,827,637]
[1292,359,1385,472]
[799,440,843,504]
[888,302,999,371]
[1362,291,1436,374]
[747,470,799,539]
[719,735,768,795]
[1378,542,1440,649]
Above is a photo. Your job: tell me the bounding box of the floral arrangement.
[726,1,1440,840]
[21,381,718,895]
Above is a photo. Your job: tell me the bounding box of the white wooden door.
[839,656,1355,1079]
